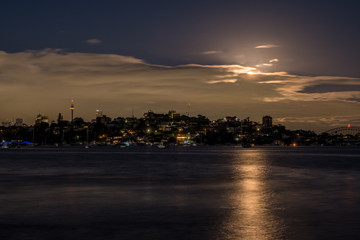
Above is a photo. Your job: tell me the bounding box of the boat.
[116,141,131,148]
[156,142,166,148]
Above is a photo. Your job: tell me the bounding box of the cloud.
[256,63,273,67]
[254,44,279,49]
[201,50,223,55]
[299,84,360,93]
[269,58,279,63]
[254,59,279,67]
[275,115,360,128]
[259,75,360,103]
[85,38,102,44]
[0,49,360,131]
[207,79,237,84]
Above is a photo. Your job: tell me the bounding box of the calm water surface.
[1,146,360,240]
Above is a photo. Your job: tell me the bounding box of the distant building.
[168,110,180,119]
[35,114,49,125]
[262,116,273,128]
[96,109,103,118]
[1,121,12,127]
[223,116,239,122]
[57,113,63,125]
[168,110,175,119]
[72,117,85,127]
[96,115,111,125]
[143,110,155,119]
[15,118,24,127]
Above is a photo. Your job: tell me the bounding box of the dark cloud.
[345,97,360,103]
[299,84,360,93]
[85,39,102,45]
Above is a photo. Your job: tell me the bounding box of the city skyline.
[0,103,278,128]
[2,105,359,148]
[1,1,360,132]
[1,102,358,135]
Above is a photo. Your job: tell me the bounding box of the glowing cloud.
[201,50,223,55]
[207,79,237,84]
[269,58,279,63]
[256,63,273,67]
[255,44,279,49]
[85,39,102,44]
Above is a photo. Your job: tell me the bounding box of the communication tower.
[70,100,75,122]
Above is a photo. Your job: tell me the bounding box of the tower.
[70,100,75,122]
[262,115,272,128]
[96,109,103,118]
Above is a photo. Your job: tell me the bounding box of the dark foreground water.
[1,146,360,240]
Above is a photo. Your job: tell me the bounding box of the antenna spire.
[70,99,75,122]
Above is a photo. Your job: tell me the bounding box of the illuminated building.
[96,109,103,118]
[35,114,49,125]
[169,110,176,119]
[168,110,180,119]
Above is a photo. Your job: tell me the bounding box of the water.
[1,146,360,239]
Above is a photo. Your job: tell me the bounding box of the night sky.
[1,0,360,131]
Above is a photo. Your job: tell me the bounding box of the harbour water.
[1,146,360,239]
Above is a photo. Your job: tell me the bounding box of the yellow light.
[176,136,187,139]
